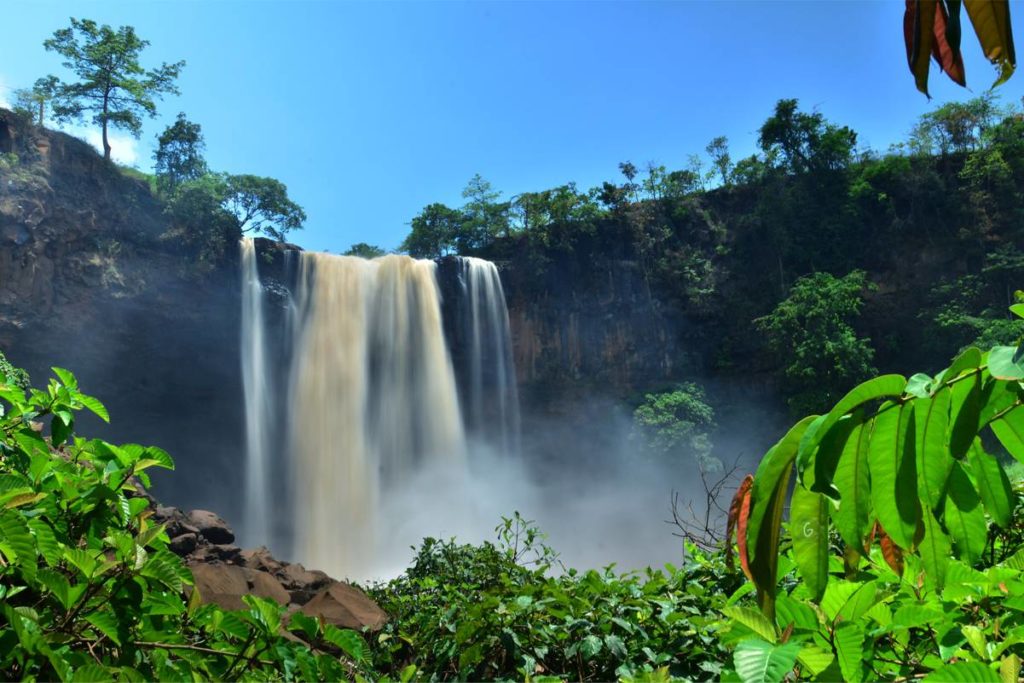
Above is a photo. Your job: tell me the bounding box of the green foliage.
[154,113,207,194]
[727,306,1024,681]
[632,382,717,469]
[0,350,29,390]
[0,363,369,680]
[344,243,387,258]
[757,98,857,175]
[12,76,60,127]
[755,270,877,416]
[368,513,738,681]
[43,19,184,160]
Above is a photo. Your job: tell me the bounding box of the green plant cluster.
[0,364,369,681]
[631,382,717,469]
[723,303,1024,682]
[367,513,739,681]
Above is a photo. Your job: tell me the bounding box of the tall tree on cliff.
[44,18,184,161]
[12,76,61,127]
[154,113,207,194]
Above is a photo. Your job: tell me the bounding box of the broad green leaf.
[28,519,61,566]
[797,644,834,677]
[86,610,123,647]
[732,639,800,683]
[747,417,816,617]
[78,394,109,423]
[323,625,367,662]
[962,625,990,661]
[916,389,952,511]
[808,413,859,498]
[968,441,1014,528]
[989,346,1024,380]
[605,634,627,658]
[1011,304,1024,320]
[834,621,865,683]
[774,593,818,631]
[906,373,933,398]
[51,367,77,389]
[836,581,879,623]
[891,604,945,630]
[919,509,952,590]
[991,405,1024,464]
[945,461,987,563]
[949,373,982,459]
[0,510,36,564]
[831,412,870,549]
[789,484,828,600]
[722,606,777,643]
[923,661,1000,683]
[979,376,1021,427]
[579,634,603,659]
[938,347,983,385]
[797,374,906,471]
[867,401,919,549]
[1001,654,1021,683]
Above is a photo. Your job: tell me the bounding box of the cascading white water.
[240,239,272,548]
[241,239,505,580]
[458,257,521,456]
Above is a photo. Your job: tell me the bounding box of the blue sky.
[3,1,1022,253]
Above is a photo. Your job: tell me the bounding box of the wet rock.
[300,582,387,631]
[169,532,197,556]
[188,509,235,544]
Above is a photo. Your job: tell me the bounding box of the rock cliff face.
[0,111,245,519]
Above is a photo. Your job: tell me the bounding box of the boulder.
[188,509,235,544]
[299,582,387,631]
[189,562,293,611]
[169,532,198,556]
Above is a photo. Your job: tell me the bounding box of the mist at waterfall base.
[240,239,768,583]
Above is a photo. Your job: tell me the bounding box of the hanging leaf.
[867,401,920,549]
[746,417,816,618]
[832,413,871,550]
[919,508,953,590]
[916,388,952,511]
[944,461,987,563]
[878,523,905,577]
[989,346,1024,380]
[964,0,1017,86]
[967,440,1014,528]
[834,621,866,683]
[906,0,941,95]
[808,414,860,498]
[727,474,755,580]
[932,0,967,85]
[938,346,982,385]
[991,404,1024,464]
[790,484,829,600]
[949,373,982,459]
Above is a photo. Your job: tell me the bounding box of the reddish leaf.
[906,0,940,95]
[878,523,905,577]
[933,0,967,85]
[726,475,755,581]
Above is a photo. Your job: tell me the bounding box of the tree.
[632,383,717,470]
[154,113,207,194]
[222,174,306,241]
[459,174,508,249]
[909,94,1000,156]
[758,99,857,174]
[344,243,386,258]
[755,270,877,415]
[44,18,184,160]
[401,203,463,258]
[705,136,732,186]
[12,76,60,127]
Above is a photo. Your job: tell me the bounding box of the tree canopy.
[44,18,184,160]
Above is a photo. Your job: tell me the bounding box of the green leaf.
[789,484,828,600]
[906,373,933,398]
[968,441,1014,528]
[774,593,818,631]
[28,519,61,566]
[989,346,1024,380]
[797,644,835,677]
[86,610,123,647]
[923,661,1000,682]
[136,446,174,471]
[949,373,982,460]
[78,394,109,423]
[1001,654,1020,683]
[605,634,627,658]
[916,389,952,511]
[919,509,952,590]
[323,625,367,662]
[962,625,990,661]
[867,401,920,549]
[991,405,1024,464]
[834,621,865,683]
[244,594,283,635]
[747,417,816,616]
[579,634,602,659]
[722,606,777,643]
[51,367,78,390]
[72,664,112,683]
[732,639,800,683]
[979,377,1021,427]
[891,604,945,630]
[831,412,871,549]
[0,510,37,564]
[1010,304,1024,320]
[797,374,907,471]
[945,461,987,564]
[36,569,72,609]
[938,347,983,385]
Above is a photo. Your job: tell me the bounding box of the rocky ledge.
[151,505,387,632]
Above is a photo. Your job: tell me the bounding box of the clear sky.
[2,1,1022,254]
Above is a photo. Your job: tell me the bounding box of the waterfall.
[240,240,510,580]
[240,239,272,548]
[457,257,521,456]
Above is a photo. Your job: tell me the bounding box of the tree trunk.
[101,91,111,160]
[37,101,43,128]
